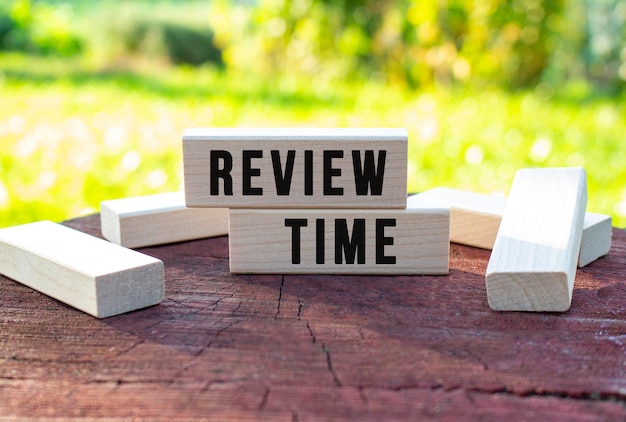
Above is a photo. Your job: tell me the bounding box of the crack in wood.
[356,383,626,404]
[358,386,369,405]
[305,320,316,344]
[109,338,145,358]
[322,344,342,387]
[297,298,303,320]
[258,388,270,411]
[275,275,285,320]
[230,301,243,316]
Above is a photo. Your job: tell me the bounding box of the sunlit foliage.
[1,0,625,228]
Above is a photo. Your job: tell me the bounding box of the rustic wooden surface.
[1,214,625,421]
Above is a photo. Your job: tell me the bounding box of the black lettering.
[304,150,313,196]
[376,218,396,264]
[242,150,263,195]
[324,150,344,195]
[271,150,295,195]
[352,150,386,195]
[335,219,365,264]
[210,150,233,195]
[285,219,308,264]
[316,218,325,264]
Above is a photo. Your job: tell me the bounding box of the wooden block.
[578,211,612,267]
[409,187,612,266]
[228,201,450,275]
[183,127,407,209]
[0,221,164,318]
[408,187,505,249]
[485,168,587,312]
[101,192,229,248]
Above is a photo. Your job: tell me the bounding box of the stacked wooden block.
[0,127,614,319]
[182,128,450,275]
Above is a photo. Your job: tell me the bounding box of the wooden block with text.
[409,187,611,266]
[228,201,450,275]
[183,127,407,209]
[486,168,587,312]
[101,192,229,248]
[0,221,164,318]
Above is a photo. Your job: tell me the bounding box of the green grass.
[1,54,625,229]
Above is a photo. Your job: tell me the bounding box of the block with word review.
[409,187,611,267]
[183,128,407,209]
[0,221,164,318]
[486,168,587,312]
[228,201,450,275]
[101,192,229,248]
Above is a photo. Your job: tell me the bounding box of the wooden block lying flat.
[409,188,612,266]
[408,188,505,249]
[577,211,613,267]
[101,192,229,248]
[0,221,164,318]
[485,168,587,312]
[183,127,407,209]
[228,202,450,275]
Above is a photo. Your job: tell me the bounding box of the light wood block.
[101,192,229,248]
[408,188,505,249]
[409,187,612,266]
[578,212,612,267]
[183,128,407,209]
[485,168,587,312]
[228,201,450,275]
[0,221,164,318]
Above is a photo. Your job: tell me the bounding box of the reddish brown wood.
[1,214,625,420]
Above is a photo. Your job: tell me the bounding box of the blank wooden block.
[228,202,450,275]
[101,192,229,248]
[183,127,407,209]
[0,221,164,318]
[577,212,613,267]
[408,188,505,249]
[409,187,612,266]
[485,168,587,312]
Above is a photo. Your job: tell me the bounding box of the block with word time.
[0,221,164,318]
[183,128,407,209]
[228,201,450,274]
[486,168,587,312]
[101,192,228,248]
[409,187,611,266]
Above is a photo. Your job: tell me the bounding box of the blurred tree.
[583,0,626,92]
[2,0,624,93]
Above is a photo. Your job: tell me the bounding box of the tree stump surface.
[1,214,625,420]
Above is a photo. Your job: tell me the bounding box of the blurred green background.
[1,0,625,228]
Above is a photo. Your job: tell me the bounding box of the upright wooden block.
[485,168,587,312]
[101,192,229,248]
[0,221,164,318]
[409,187,612,266]
[228,201,450,275]
[183,128,408,209]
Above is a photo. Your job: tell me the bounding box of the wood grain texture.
[578,211,613,267]
[409,187,505,249]
[101,192,228,248]
[228,203,450,274]
[0,220,163,318]
[486,168,587,312]
[410,187,612,266]
[0,214,624,420]
[183,127,407,209]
